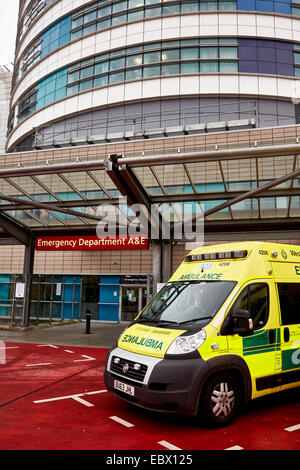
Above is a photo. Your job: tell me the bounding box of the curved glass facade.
[16,37,297,123]
[16,0,298,81]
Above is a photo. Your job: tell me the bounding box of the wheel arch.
[195,354,252,412]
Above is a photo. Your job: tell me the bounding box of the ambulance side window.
[277,283,300,325]
[231,283,269,331]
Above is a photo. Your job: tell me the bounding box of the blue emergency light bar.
[185,250,248,262]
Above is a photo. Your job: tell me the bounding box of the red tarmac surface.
[0,341,299,451]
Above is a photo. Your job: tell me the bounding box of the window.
[143,65,160,77]
[126,68,143,80]
[110,57,126,70]
[162,49,180,61]
[181,48,199,60]
[113,1,127,13]
[81,66,94,79]
[200,47,218,59]
[181,62,199,73]
[161,63,179,75]
[277,283,300,325]
[109,71,125,83]
[128,9,144,21]
[219,47,238,59]
[219,61,238,72]
[229,283,269,330]
[127,54,143,66]
[80,79,93,91]
[144,51,160,64]
[68,70,80,83]
[95,61,109,74]
[94,74,109,87]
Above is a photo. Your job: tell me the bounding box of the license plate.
[114,380,135,396]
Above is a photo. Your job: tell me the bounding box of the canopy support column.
[22,239,35,328]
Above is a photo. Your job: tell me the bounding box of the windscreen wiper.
[136,318,160,323]
[136,318,177,325]
[178,316,212,325]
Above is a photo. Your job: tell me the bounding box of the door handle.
[268,328,275,344]
[284,327,290,342]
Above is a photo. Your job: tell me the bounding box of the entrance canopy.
[0,142,300,242]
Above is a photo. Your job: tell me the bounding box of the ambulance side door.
[277,282,300,390]
[225,281,280,397]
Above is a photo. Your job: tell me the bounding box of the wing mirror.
[231,309,253,337]
[221,309,253,337]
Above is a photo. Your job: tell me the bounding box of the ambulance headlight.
[167,330,206,355]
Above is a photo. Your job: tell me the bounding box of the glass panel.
[111,13,127,25]
[162,4,180,14]
[121,287,139,321]
[81,65,94,78]
[83,22,97,35]
[67,83,79,95]
[81,275,99,320]
[94,74,109,87]
[95,61,109,74]
[144,6,162,16]
[199,62,218,72]
[200,47,218,59]
[219,1,236,9]
[143,65,161,77]
[181,62,199,73]
[144,51,161,64]
[295,67,300,78]
[181,1,198,12]
[72,15,84,28]
[126,68,143,79]
[68,70,80,83]
[219,47,238,59]
[109,71,125,83]
[181,47,198,59]
[132,167,164,195]
[219,61,238,72]
[98,18,111,28]
[128,9,144,21]
[79,79,93,91]
[84,10,97,22]
[290,196,300,216]
[127,54,143,66]
[110,57,126,70]
[138,280,236,324]
[161,49,180,61]
[113,1,128,13]
[161,63,179,75]
[99,5,112,17]
[129,0,145,7]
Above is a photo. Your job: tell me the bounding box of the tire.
[199,373,241,428]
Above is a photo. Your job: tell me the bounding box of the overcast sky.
[0,0,19,66]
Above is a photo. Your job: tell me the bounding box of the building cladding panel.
[5,0,300,152]
[0,69,12,153]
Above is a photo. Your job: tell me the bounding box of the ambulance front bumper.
[104,347,209,415]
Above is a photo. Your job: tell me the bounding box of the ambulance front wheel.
[199,372,241,428]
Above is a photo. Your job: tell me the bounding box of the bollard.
[86,310,91,334]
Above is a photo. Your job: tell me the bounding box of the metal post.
[152,240,162,294]
[86,310,91,334]
[162,241,172,283]
[22,240,35,328]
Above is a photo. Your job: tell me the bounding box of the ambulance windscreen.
[137,280,236,325]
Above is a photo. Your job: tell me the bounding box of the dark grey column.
[22,240,35,327]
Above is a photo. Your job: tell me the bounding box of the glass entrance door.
[121,286,148,321]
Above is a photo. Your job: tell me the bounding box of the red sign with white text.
[35,235,148,251]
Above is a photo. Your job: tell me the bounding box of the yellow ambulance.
[104,242,300,427]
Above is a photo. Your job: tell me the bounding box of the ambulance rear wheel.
[199,373,241,428]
